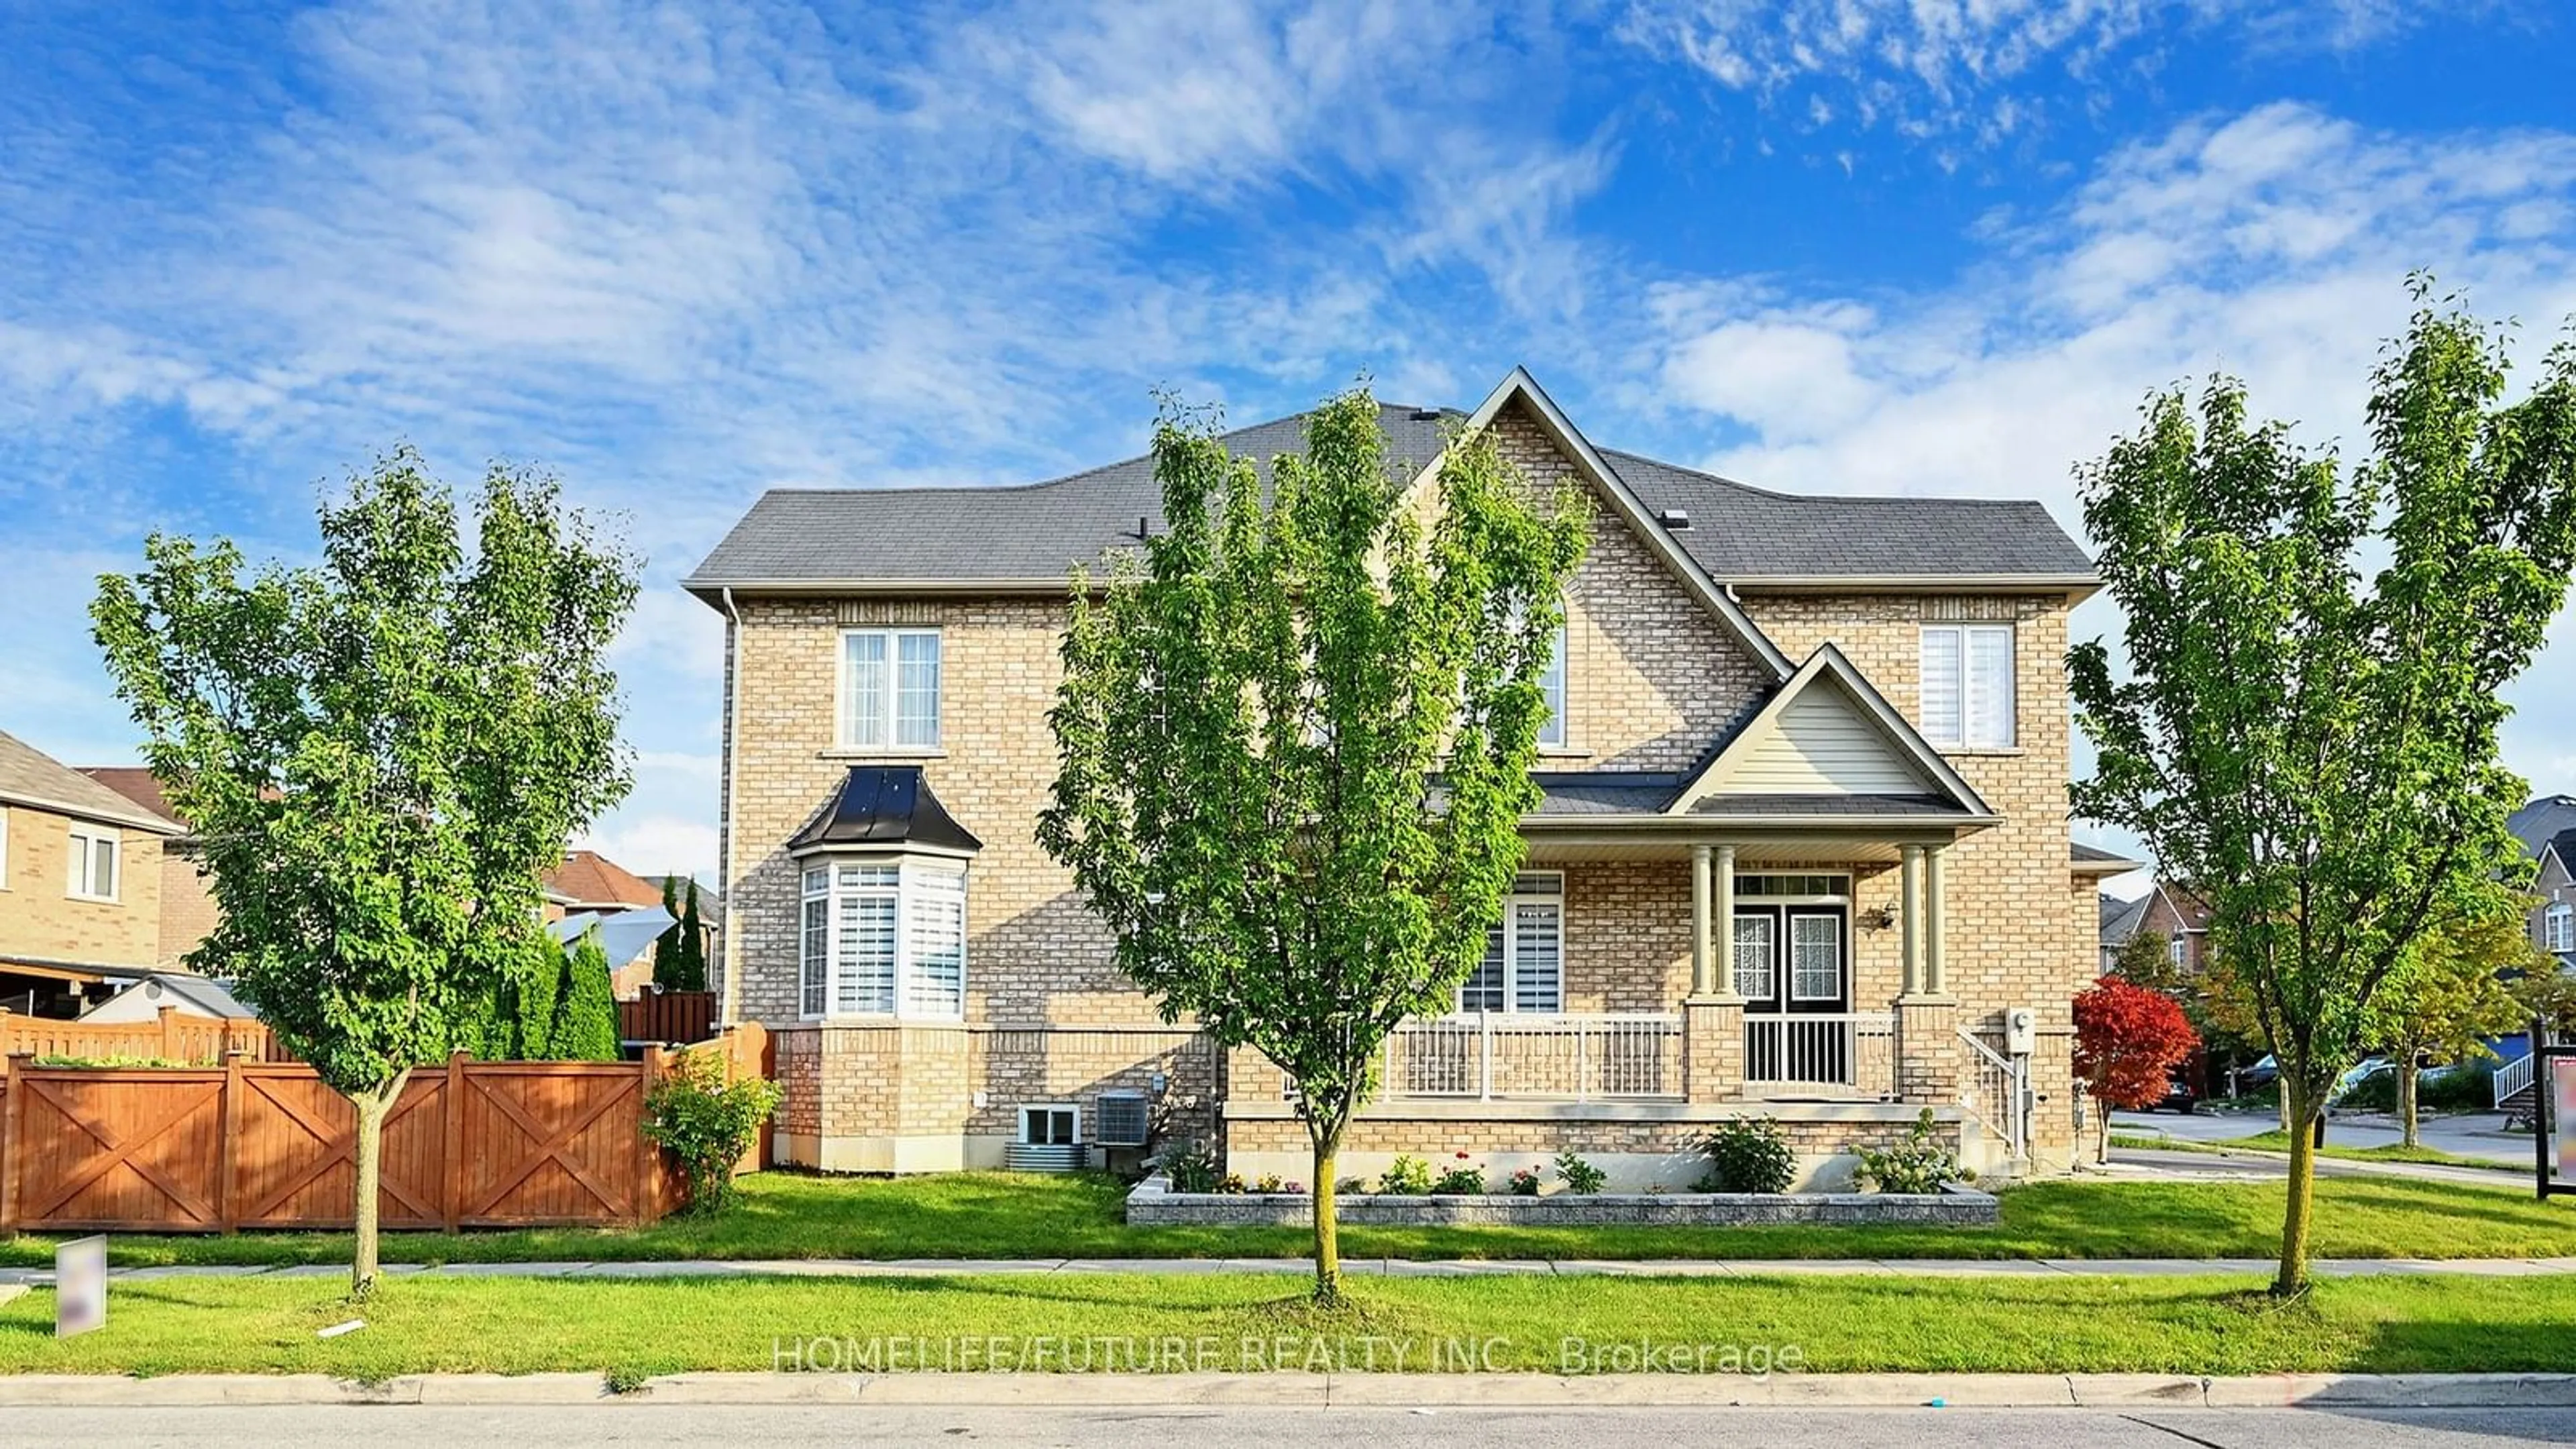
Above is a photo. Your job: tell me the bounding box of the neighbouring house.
[542,849,672,998]
[688,369,2118,1185]
[2510,795,2576,974]
[77,766,222,968]
[0,729,184,1018]
[2096,880,2211,979]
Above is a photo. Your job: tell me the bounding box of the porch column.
[1898,843,1925,998]
[1713,843,1738,1000]
[1925,845,1950,998]
[1690,844,1712,998]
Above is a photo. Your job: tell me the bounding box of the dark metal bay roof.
[788,766,983,855]
[685,400,2093,593]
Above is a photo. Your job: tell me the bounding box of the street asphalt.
[2110,1107,2535,1166]
[9,1403,2576,1447]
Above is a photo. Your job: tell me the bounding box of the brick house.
[2096,881,2212,979]
[688,370,2120,1185]
[76,766,221,969]
[542,848,673,998]
[2509,796,2576,973]
[0,730,184,1017]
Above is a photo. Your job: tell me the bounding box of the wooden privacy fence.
[0,1006,287,1065]
[618,989,716,1047]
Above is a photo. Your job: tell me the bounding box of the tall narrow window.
[839,629,941,749]
[66,825,119,902]
[1733,913,1776,1000]
[1456,872,1562,1014]
[1536,617,1568,748]
[799,868,830,1016]
[1919,624,2015,749]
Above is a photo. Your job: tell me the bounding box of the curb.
[2,1372,2573,1409]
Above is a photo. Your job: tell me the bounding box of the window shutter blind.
[1919,627,1962,745]
[1966,626,2015,747]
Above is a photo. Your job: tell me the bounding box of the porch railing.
[2495,1049,2536,1110]
[1741,1012,1896,1098]
[1956,1025,2030,1163]
[1382,1012,1684,1102]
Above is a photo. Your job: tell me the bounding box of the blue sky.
[6,1,2575,887]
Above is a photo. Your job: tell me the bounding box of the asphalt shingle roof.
[2511,795,2576,858]
[0,732,182,835]
[684,399,2092,592]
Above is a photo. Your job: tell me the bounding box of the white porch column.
[1690,844,1713,997]
[1898,843,1925,998]
[1925,844,1949,997]
[1713,843,1739,1000]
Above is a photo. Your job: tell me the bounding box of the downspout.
[716,586,745,1028]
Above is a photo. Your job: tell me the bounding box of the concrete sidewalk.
[6,1254,2575,1287]
[1,1370,2574,1409]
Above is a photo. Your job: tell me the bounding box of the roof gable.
[542,850,665,909]
[0,733,182,835]
[1668,644,1992,816]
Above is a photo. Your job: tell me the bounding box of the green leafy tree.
[2070,282,2576,1295]
[676,879,708,991]
[92,447,634,1295]
[2111,927,2180,992]
[652,875,685,989]
[1039,388,1587,1304]
[548,930,624,1062]
[2377,887,2542,1144]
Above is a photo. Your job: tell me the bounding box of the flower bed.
[1122,1174,1998,1227]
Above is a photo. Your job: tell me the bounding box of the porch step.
[2500,1080,2539,1134]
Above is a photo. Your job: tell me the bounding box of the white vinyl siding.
[839,629,941,750]
[798,857,968,1020]
[1920,624,2015,749]
[1718,685,1933,794]
[66,824,119,902]
[1460,872,1562,1013]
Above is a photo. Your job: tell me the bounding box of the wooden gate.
[0,1051,696,1233]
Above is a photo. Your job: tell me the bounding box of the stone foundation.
[1125,1174,1998,1227]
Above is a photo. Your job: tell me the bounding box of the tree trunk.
[2398,1059,2420,1148]
[1309,1129,1342,1306]
[347,1069,411,1300]
[2275,1077,2318,1297]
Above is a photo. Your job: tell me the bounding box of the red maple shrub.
[2073,975,2201,1112]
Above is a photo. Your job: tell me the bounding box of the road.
[11,1403,2576,1447]
[2112,1108,2533,1167]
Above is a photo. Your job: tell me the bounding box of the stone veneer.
[716,394,2091,1177]
[1126,1173,1998,1227]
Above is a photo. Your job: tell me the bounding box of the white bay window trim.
[798,853,969,1020]
[837,627,942,751]
[1919,623,2015,749]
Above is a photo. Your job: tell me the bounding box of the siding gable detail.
[1723,682,1937,795]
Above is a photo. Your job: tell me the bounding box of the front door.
[1736,902,1851,1085]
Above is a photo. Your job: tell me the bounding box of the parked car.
[2155,1067,2200,1114]
[2237,1055,2279,1091]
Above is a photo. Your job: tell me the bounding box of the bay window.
[798,856,968,1019]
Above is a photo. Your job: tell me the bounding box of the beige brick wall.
[0,803,164,970]
[156,841,219,967]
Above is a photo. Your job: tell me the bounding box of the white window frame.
[2548,904,2574,953]
[836,627,943,751]
[1731,912,1776,1001]
[1459,871,1563,1014]
[1919,623,2016,749]
[66,823,120,903]
[1019,1104,1080,1146]
[2169,935,2189,968]
[1537,615,1569,749]
[1787,912,1843,1003]
[795,853,969,1022]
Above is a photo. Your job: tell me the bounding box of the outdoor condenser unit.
[1094,1091,1151,1148]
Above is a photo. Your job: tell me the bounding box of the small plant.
[1163,1140,1224,1193]
[1218,1172,1248,1194]
[1553,1149,1607,1195]
[1507,1167,1543,1196]
[640,1049,783,1216]
[1254,1173,1286,1193]
[1430,1163,1489,1195]
[1851,1108,1968,1194]
[1695,1115,1796,1194]
[1378,1154,1434,1195]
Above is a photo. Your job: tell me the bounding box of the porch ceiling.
[1523,837,1926,865]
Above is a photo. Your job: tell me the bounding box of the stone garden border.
[1123,1174,1998,1227]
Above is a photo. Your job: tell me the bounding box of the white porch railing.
[1741,1012,1897,1097]
[1956,1025,2030,1163]
[1382,1012,1683,1102]
[2496,1049,2536,1110]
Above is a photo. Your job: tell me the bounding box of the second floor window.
[67,824,119,902]
[1537,617,1568,749]
[841,629,941,750]
[1919,623,2015,749]
[2548,903,2574,953]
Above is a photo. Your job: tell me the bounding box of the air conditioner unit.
[1095,1091,1151,1148]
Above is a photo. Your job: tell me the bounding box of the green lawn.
[1,1271,2569,1377]
[2111,1129,2518,1171]
[5,1168,2574,1269]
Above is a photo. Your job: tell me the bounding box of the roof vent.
[1656,508,1691,531]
